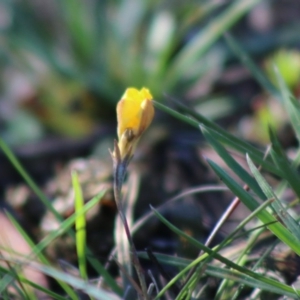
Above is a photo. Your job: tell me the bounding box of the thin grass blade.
[207,159,300,255]
[201,125,265,199]
[224,33,278,97]
[154,100,281,176]
[268,127,300,198]
[72,171,88,281]
[247,154,300,241]
[151,206,299,299]
[165,0,261,89]
[274,65,300,142]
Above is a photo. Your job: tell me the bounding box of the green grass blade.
[142,252,298,299]
[247,154,300,241]
[139,198,274,265]
[175,199,275,299]
[138,252,191,268]
[8,196,100,263]
[154,100,281,176]
[224,30,300,159]
[151,207,299,299]
[7,190,122,296]
[274,65,300,142]
[164,0,261,89]
[0,138,122,295]
[201,125,265,199]
[268,127,300,198]
[215,226,265,300]
[153,100,199,128]
[224,33,279,97]
[206,264,297,298]
[5,212,79,300]
[72,171,87,281]
[0,265,30,299]
[207,159,300,255]
[0,267,67,300]
[59,0,96,63]
[31,263,121,300]
[33,191,122,294]
[225,34,300,141]
[0,138,61,220]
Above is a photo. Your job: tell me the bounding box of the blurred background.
[1,0,300,169]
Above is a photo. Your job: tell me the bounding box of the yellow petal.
[116,87,154,160]
[117,88,153,139]
[137,98,155,136]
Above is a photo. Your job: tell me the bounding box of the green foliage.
[2,0,259,100]
[150,26,300,298]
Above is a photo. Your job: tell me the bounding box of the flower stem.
[112,141,149,300]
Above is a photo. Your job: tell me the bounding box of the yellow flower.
[116,87,154,161]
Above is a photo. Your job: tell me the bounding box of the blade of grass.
[106,185,228,275]
[138,197,275,265]
[143,253,292,297]
[164,0,261,89]
[153,100,199,128]
[30,262,121,300]
[268,127,300,199]
[142,251,289,297]
[231,238,281,300]
[7,190,122,296]
[181,132,269,292]
[224,33,279,97]
[151,207,299,299]
[31,191,121,293]
[224,29,300,190]
[154,100,281,176]
[175,263,204,300]
[0,138,60,220]
[0,263,67,300]
[143,253,297,298]
[59,0,96,63]
[215,226,265,300]
[201,125,265,199]
[225,33,300,144]
[4,213,79,300]
[162,248,297,300]
[0,249,35,300]
[247,154,300,241]
[72,171,87,281]
[0,139,122,295]
[206,264,296,298]
[274,65,300,143]
[207,159,300,255]
[0,265,30,300]
[177,197,275,298]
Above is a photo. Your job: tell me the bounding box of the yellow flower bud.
[116,87,154,160]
